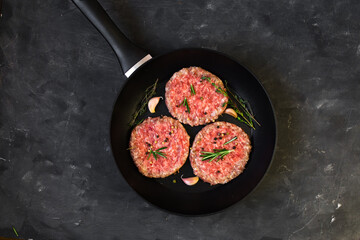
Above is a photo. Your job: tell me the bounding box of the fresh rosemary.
[200,148,234,162]
[223,136,237,145]
[225,81,260,129]
[129,79,159,127]
[147,147,167,160]
[177,97,190,113]
[201,76,228,96]
[190,84,196,95]
[12,227,19,237]
[200,75,260,129]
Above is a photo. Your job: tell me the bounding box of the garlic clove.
[225,108,238,118]
[181,175,199,186]
[148,96,163,113]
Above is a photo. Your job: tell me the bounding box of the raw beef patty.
[129,116,190,178]
[165,67,228,126]
[190,122,251,185]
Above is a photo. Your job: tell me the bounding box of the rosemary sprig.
[201,76,228,96]
[177,97,190,113]
[200,148,234,162]
[190,84,196,95]
[129,79,159,127]
[12,227,19,237]
[200,75,260,129]
[147,147,167,160]
[225,81,261,129]
[228,101,253,127]
[223,136,237,145]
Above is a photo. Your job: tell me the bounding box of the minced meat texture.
[190,122,251,185]
[129,116,190,178]
[165,67,228,126]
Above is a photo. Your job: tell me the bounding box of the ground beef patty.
[190,122,251,185]
[129,116,190,178]
[165,67,228,126]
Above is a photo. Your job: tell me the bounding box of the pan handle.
[72,0,151,78]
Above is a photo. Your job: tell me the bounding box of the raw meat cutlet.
[165,67,228,126]
[190,121,251,185]
[129,116,190,178]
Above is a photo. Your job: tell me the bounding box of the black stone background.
[0,0,359,239]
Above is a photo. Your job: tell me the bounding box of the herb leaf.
[147,147,167,160]
[190,84,196,95]
[225,81,260,129]
[129,79,159,126]
[12,227,19,237]
[200,77,260,129]
[177,97,190,113]
[156,147,167,151]
[201,76,211,81]
[201,76,228,96]
[201,76,261,129]
[224,136,237,145]
[200,148,234,162]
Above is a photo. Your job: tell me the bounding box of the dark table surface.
[1,0,359,239]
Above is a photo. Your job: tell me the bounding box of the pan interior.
[110,48,276,215]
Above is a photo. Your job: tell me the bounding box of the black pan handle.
[72,0,151,78]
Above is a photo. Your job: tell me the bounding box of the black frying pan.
[73,0,276,215]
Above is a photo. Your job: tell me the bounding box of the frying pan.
[73,0,276,215]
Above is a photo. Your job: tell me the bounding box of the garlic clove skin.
[225,108,238,118]
[181,175,199,186]
[148,96,163,113]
